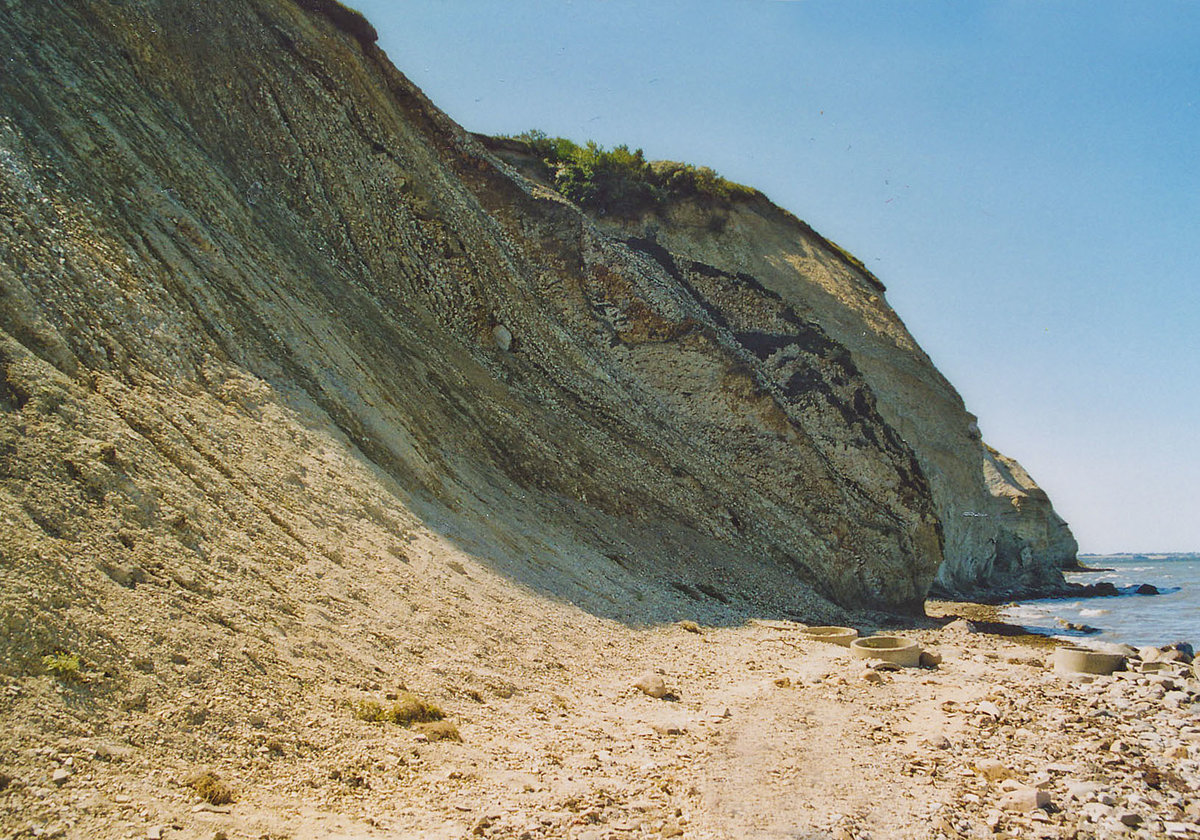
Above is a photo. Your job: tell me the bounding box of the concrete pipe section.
[1053,646,1126,676]
[800,626,859,647]
[850,636,921,667]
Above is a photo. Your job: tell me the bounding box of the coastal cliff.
[482,137,1078,599]
[0,0,1077,692]
[0,0,947,689]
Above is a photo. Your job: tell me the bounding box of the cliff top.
[479,130,888,293]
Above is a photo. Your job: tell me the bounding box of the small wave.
[1006,606,1050,620]
[1079,608,1109,617]
[1156,586,1183,595]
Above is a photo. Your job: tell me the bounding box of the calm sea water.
[1002,554,1200,648]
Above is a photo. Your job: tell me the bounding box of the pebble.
[923,735,951,750]
[492,324,513,351]
[50,768,70,786]
[1064,781,1100,802]
[975,700,1001,719]
[1117,810,1143,827]
[633,672,669,699]
[998,786,1050,812]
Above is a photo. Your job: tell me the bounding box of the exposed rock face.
[0,0,955,683]
[983,446,1079,571]
[482,145,1078,599]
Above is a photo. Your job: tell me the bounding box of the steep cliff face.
[483,142,1077,599]
[0,0,958,696]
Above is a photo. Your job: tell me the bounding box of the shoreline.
[931,592,1197,654]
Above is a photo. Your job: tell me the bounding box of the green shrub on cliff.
[506,130,755,216]
[649,160,757,204]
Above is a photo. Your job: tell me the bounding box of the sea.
[1002,553,1200,649]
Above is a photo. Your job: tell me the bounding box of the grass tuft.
[349,692,445,726]
[41,652,82,681]
[186,771,235,805]
[415,720,461,742]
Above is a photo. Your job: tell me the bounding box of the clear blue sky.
[351,1,1199,554]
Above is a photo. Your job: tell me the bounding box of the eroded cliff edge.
[480,138,1078,600]
[0,0,962,688]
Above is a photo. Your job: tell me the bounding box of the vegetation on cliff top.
[502,130,758,217]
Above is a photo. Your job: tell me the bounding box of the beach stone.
[492,324,513,351]
[1164,642,1194,660]
[1065,781,1101,802]
[50,768,70,786]
[1134,583,1159,595]
[922,735,951,750]
[1138,646,1161,663]
[633,672,668,699]
[944,619,975,635]
[1117,810,1143,827]
[999,786,1050,812]
[919,650,942,667]
[1081,802,1113,822]
[860,669,884,684]
[975,700,1001,719]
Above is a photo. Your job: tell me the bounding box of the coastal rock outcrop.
[483,140,1078,599]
